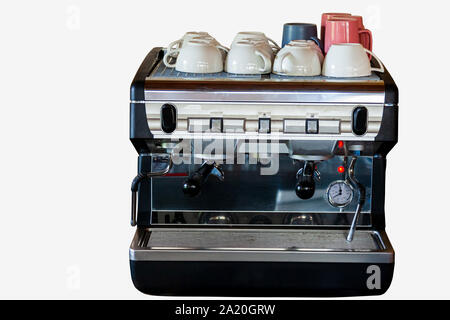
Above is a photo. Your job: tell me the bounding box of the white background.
[0,0,449,299]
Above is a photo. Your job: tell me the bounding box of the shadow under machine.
[128,48,398,297]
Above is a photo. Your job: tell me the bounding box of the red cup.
[324,17,372,54]
[320,13,352,43]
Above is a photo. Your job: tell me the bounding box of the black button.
[352,106,368,136]
[210,118,223,133]
[161,104,177,133]
[306,119,319,134]
[258,118,271,133]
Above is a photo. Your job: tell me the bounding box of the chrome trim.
[129,228,394,264]
[152,133,377,141]
[131,154,173,227]
[144,90,385,104]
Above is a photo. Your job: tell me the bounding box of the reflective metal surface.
[151,156,373,221]
[130,228,394,263]
[144,89,385,105]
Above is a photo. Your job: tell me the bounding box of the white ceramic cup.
[273,43,322,76]
[322,43,384,77]
[225,41,272,74]
[288,40,324,63]
[232,31,280,52]
[192,36,229,59]
[163,32,214,64]
[163,40,229,73]
[166,31,211,52]
[238,38,275,60]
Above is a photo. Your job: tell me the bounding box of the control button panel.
[160,104,177,133]
[223,119,245,132]
[188,118,245,133]
[284,119,306,133]
[188,118,210,132]
[306,119,319,134]
[183,118,341,135]
[284,119,341,134]
[258,118,271,133]
[352,106,368,135]
[210,118,223,133]
[319,120,340,134]
[149,102,382,137]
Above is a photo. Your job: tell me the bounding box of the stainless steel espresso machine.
[129,48,398,297]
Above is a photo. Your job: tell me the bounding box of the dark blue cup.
[282,23,322,50]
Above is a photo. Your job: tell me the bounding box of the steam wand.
[346,156,366,242]
[130,155,173,227]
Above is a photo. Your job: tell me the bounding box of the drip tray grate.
[148,59,381,82]
[144,229,383,252]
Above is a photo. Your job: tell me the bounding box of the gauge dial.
[327,180,354,208]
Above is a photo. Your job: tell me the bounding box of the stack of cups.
[320,12,384,77]
[225,32,280,74]
[321,13,372,54]
[281,23,322,50]
[163,32,229,73]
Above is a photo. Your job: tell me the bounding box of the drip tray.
[130,228,394,264]
[146,229,381,251]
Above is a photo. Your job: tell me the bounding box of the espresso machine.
[129,47,398,297]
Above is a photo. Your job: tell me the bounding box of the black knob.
[295,176,315,200]
[161,104,177,133]
[182,163,215,197]
[182,175,202,197]
[352,106,368,136]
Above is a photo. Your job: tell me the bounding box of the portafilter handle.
[183,161,224,197]
[130,155,173,227]
[295,161,320,200]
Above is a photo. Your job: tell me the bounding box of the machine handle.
[295,175,316,200]
[131,155,173,227]
[295,161,319,200]
[183,162,224,197]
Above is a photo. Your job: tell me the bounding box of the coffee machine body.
[129,48,398,296]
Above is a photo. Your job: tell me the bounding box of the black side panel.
[130,48,164,101]
[371,157,386,230]
[380,67,399,106]
[136,155,153,226]
[372,61,398,106]
[130,103,152,153]
[130,48,164,153]
[130,260,394,297]
[374,105,398,156]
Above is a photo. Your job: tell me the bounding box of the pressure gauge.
[327,180,354,208]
